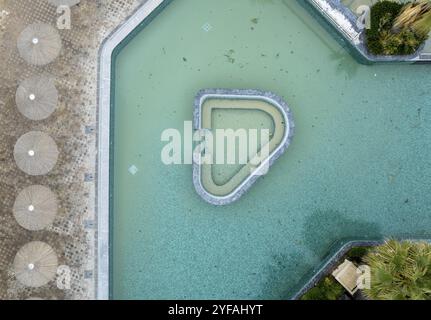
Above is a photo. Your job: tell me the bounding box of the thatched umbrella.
[13,185,58,231]
[17,23,62,66]
[13,241,58,288]
[14,131,59,176]
[16,76,58,121]
[47,0,80,6]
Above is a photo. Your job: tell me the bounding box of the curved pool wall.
[193,89,294,206]
[99,0,431,300]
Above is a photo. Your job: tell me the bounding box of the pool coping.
[192,89,294,206]
[97,0,165,300]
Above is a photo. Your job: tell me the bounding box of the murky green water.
[210,107,275,187]
[112,0,431,299]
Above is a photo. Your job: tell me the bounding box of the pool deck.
[0,0,143,300]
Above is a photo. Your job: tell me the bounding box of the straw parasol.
[47,0,80,6]
[17,23,62,66]
[13,241,58,288]
[13,185,58,231]
[14,131,59,176]
[16,76,58,120]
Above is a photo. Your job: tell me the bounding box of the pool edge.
[97,0,165,300]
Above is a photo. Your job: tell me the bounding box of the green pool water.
[210,107,275,187]
[112,0,431,299]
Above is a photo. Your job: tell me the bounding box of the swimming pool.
[106,0,431,299]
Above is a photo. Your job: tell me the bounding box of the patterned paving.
[0,0,142,300]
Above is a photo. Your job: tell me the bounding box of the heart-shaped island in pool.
[193,89,295,205]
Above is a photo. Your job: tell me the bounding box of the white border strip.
[97,0,164,300]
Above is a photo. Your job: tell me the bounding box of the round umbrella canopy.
[14,131,59,176]
[47,0,80,6]
[17,23,62,66]
[16,76,58,120]
[13,185,58,231]
[13,241,58,288]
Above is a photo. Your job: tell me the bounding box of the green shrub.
[300,276,344,300]
[367,1,403,37]
[365,1,403,55]
[346,246,371,263]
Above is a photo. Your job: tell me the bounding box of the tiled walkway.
[0,0,142,300]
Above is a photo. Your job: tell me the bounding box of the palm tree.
[363,239,431,300]
[413,9,431,34]
[394,1,431,35]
